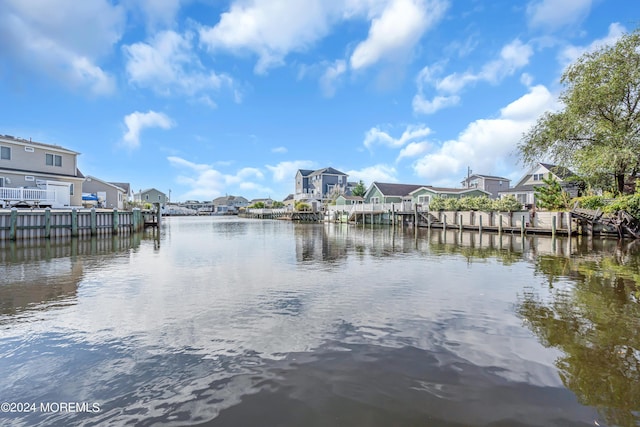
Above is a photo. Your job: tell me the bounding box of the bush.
[429,196,445,211]
[492,195,523,212]
[295,201,311,211]
[572,195,607,210]
[443,197,460,211]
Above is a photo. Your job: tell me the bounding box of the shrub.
[295,201,311,211]
[429,196,445,211]
[443,197,460,211]
[572,195,607,210]
[492,195,523,212]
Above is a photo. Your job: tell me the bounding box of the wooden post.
[391,205,395,227]
[90,208,97,236]
[566,212,572,238]
[443,213,447,230]
[551,214,557,237]
[132,208,139,231]
[521,214,525,236]
[44,208,51,239]
[156,203,162,229]
[112,209,119,235]
[71,208,78,237]
[414,203,418,228]
[427,212,431,229]
[498,214,503,234]
[459,214,463,232]
[479,215,483,234]
[9,208,17,241]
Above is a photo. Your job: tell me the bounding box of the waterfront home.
[295,167,349,204]
[134,188,168,206]
[461,174,510,199]
[0,134,85,208]
[364,182,490,209]
[335,195,364,206]
[283,194,295,210]
[83,176,131,209]
[498,163,580,208]
[249,197,274,208]
[212,195,249,214]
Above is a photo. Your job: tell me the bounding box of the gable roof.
[369,182,424,197]
[410,186,492,196]
[85,175,127,192]
[539,163,575,180]
[464,174,510,181]
[309,167,347,176]
[110,182,131,193]
[297,169,314,177]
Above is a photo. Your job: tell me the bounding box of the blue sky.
[1,0,638,202]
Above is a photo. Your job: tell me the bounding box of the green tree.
[534,176,570,210]
[518,29,640,195]
[351,180,366,197]
[249,201,265,208]
[272,201,284,208]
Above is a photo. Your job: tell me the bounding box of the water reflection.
[2,218,637,426]
[517,239,640,427]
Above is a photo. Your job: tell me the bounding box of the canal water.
[1,216,639,426]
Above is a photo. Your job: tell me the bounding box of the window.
[338,176,343,184]
[69,183,74,195]
[371,197,380,204]
[145,195,149,201]
[46,153,62,167]
[1,146,10,160]
[0,177,4,187]
[418,195,431,204]
[532,173,544,181]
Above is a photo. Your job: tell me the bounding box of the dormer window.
[533,173,544,181]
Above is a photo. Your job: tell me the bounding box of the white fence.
[0,187,56,206]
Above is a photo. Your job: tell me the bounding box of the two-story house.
[461,174,510,199]
[295,167,348,204]
[212,195,249,214]
[0,134,84,208]
[134,188,168,207]
[498,163,581,208]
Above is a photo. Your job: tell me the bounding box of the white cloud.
[396,141,430,162]
[124,30,235,98]
[350,0,447,70]
[271,146,288,154]
[558,22,626,68]
[345,164,398,185]
[136,0,182,29]
[266,160,316,182]
[412,85,557,186]
[527,0,591,31]
[320,59,347,97]
[122,111,175,149]
[364,124,432,149]
[0,0,124,94]
[199,0,335,74]
[168,157,272,200]
[413,39,534,114]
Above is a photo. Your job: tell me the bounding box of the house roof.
[309,167,347,176]
[297,169,314,177]
[85,175,127,192]
[212,195,248,204]
[338,195,364,201]
[539,163,575,180]
[139,188,166,196]
[0,134,81,155]
[283,194,294,201]
[410,186,491,195]
[110,182,131,193]
[464,174,510,181]
[370,182,424,197]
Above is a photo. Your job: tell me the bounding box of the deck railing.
[326,202,425,214]
[0,187,56,204]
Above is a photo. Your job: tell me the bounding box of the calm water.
[1,216,639,427]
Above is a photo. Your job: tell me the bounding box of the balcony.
[0,187,56,208]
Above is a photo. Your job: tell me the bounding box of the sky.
[1,0,639,202]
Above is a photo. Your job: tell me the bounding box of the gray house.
[212,195,249,213]
[134,188,168,206]
[498,163,580,208]
[83,176,130,209]
[461,174,510,199]
[295,167,348,203]
[0,134,85,207]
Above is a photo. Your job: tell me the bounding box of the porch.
[0,187,57,208]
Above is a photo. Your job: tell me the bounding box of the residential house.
[461,174,510,199]
[83,176,130,209]
[249,198,274,208]
[364,182,490,209]
[212,195,249,214]
[283,194,295,210]
[335,195,364,206]
[0,134,85,208]
[498,163,581,208]
[295,167,349,203]
[134,188,168,206]
[181,200,214,213]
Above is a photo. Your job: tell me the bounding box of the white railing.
[0,187,56,204]
[245,208,289,215]
[326,202,425,214]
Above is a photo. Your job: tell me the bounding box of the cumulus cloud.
[266,160,316,182]
[345,164,398,185]
[363,124,432,150]
[558,22,626,68]
[320,60,347,97]
[412,85,558,186]
[122,111,175,149]
[199,0,446,74]
[413,39,534,114]
[0,0,124,94]
[350,0,447,70]
[527,0,591,31]
[397,141,430,162]
[124,30,235,99]
[168,156,271,200]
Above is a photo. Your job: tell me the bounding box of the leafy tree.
[249,201,265,208]
[351,180,366,197]
[295,201,311,211]
[272,201,284,208]
[518,29,640,195]
[534,176,570,210]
